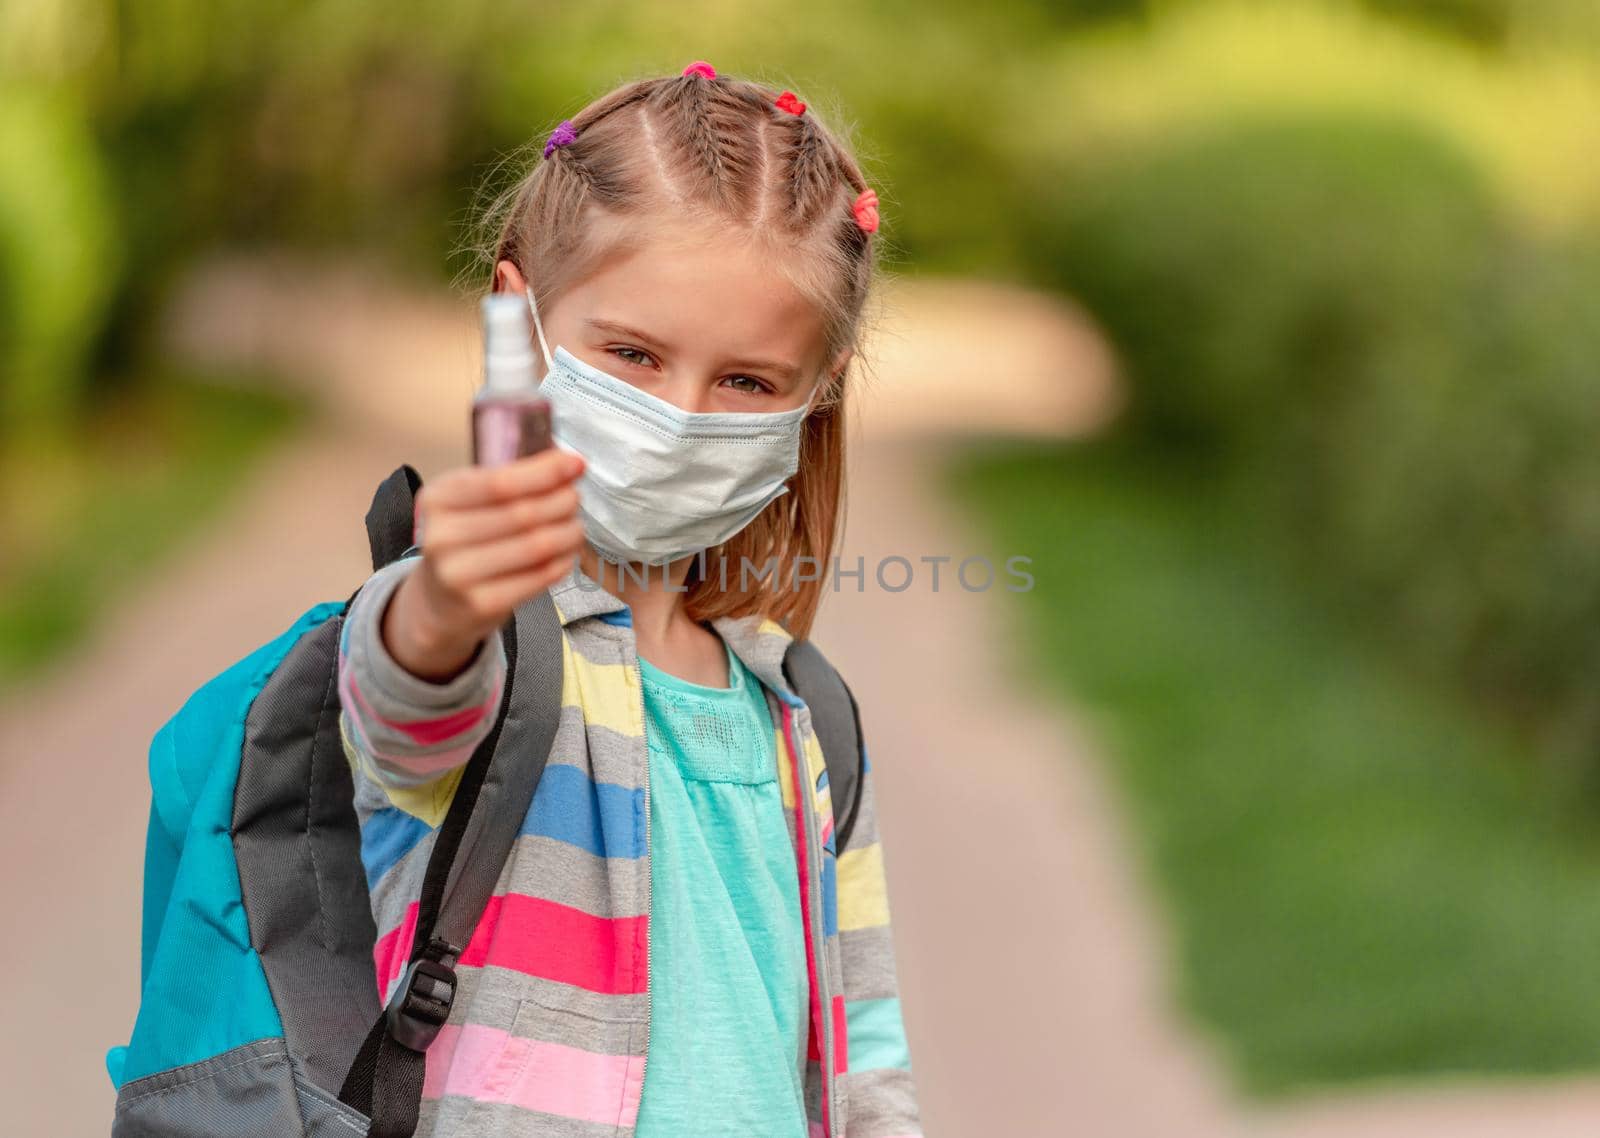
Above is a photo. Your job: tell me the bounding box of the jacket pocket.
[452,989,643,1136]
[526,977,646,1026]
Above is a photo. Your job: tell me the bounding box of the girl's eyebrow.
[725,356,803,383]
[585,318,669,350]
[585,318,802,382]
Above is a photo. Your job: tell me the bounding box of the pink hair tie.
[682,60,717,79]
[852,188,880,234]
[543,120,577,158]
[775,90,807,116]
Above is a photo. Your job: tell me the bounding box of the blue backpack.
[105,464,867,1137]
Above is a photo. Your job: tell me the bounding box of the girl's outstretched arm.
[836,734,924,1138]
[338,449,583,823]
[337,554,507,803]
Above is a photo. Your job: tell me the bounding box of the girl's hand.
[382,449,587,682]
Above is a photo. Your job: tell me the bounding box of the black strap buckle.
[385,956,457,1052]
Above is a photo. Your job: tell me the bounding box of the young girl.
[336,63,922,1137]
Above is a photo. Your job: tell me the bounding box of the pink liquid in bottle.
[473,293,553,466]
[473,394,552,465]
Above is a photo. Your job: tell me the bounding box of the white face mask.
[527,287,815,567]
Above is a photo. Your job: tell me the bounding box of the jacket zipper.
[782,700,838,1136]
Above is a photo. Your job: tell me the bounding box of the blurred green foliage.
[1017,3,1600,231]
[1363,0,1518,43]
[1031,108,1600,786]
[0,86,117,445]
[953,437,1600,1090]
[1035,114,1499,454]
[0,372,304,684]
[1363,0,1600,48]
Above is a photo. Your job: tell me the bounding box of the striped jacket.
[337,555,923,1137]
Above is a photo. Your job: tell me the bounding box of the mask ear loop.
[805,365,840,416]
[525,287,555,373]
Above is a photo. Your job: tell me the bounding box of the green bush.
[0,87,118,444]
[1325,238,1600,779]
[1020,3,1600,234]
[1033,113,1499,455]
[1361,0,1515,44]
[1029,109,1600,785]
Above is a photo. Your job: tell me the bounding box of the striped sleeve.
[837,741,923,1138]
[336,555,507,819]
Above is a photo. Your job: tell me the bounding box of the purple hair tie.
[543,120,578,158]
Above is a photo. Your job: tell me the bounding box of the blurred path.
[5,255,1599,1136]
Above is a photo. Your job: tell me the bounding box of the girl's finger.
[422,449,585,510]
[470,551,581,616]
[434,519,588,587]
[424,486,581,548]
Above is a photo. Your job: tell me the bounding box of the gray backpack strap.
[436,592,563,946]
[783,640,865,852]
[365,464,424,572]
[341,467,566,1137]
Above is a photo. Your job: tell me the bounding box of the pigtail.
[652,74,768,220]
[781,110,841,232]
[670,76,730,195]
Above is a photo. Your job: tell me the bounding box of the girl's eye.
[609,346,656,369]
[605,349,769,396]
[723,374,772,396]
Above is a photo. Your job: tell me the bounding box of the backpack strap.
[339,467,566,1138]
[782,639,866,853]
[365,464,424,572]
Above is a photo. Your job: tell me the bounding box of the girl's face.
[497,220,848,415]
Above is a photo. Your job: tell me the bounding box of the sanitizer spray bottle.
[472,293,553,466]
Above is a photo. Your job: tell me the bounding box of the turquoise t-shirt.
[633,637,810,1138]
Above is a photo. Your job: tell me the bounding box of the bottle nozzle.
[482,293,538,392]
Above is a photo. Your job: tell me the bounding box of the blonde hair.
[479,68,881,638]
